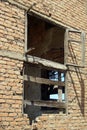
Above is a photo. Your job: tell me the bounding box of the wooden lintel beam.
[24,75,65,86]
[24,100,66,108]
[24,55,67,70]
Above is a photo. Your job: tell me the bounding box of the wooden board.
[24,75,65,87]
[24,100,66,108]
[24,55,67,70]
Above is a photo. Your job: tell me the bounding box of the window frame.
[23,10,85,115]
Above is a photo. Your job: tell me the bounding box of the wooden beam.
[24,55,67,70]
[24,100,66,108]
[64,29,85,68]
[58,72,62,102]
[64,29,69,65]
[24,75,65,86]
[25,13,28,52]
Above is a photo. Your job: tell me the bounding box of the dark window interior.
[27,15,65,64]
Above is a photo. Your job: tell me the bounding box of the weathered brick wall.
[0,0,87,130]
[0,1,30,130]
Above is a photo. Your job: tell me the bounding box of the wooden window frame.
[64,29,85,67]
[23,10,85,114]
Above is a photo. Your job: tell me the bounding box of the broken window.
[23,12,85,120]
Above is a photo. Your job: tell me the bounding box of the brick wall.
[0,0,87,130]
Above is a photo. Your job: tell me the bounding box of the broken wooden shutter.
[64,29,85,67]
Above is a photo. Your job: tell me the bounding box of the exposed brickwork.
[0,0,87,130]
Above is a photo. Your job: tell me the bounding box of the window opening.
[23,13,68,120]
[23,10,86,121]
[25,14,65,64]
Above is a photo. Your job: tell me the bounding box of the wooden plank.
[24,75,65,86]
[25,13,28,52]
[64,29,69,65]
[65,72,68,115]
[24,55,67,70]
[64,29,85,67]
[58,72,62,102]
[24,100,66,108]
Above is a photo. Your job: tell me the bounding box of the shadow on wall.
[67,43,85,116]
